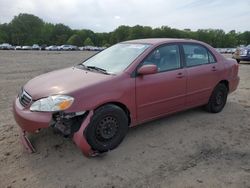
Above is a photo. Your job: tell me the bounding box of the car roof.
[122,38,203,45]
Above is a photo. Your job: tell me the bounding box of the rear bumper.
[13,97,51,132]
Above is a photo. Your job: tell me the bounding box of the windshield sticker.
[127,44,147,49]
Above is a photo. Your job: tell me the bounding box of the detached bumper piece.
[19,129,36,153]
[73,111,102,157]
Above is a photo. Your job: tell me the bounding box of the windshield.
[82,43,150,74]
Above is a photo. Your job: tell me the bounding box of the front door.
[135,44,187,123]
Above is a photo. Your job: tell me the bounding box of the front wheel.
[205,83,228,113]
[85,104,129,152]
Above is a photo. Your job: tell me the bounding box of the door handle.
[176,72,184,78]
[211,66,217,71]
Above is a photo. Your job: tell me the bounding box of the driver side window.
[142,44,181,72]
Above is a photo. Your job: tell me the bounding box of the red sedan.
[13,38,239,157]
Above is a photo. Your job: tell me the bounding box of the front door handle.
[176,72,184,78]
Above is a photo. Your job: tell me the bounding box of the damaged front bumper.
[19,129,36,153]
[13,97,99,157]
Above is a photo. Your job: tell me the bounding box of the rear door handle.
[211,66,217,71]
[176,72,184,78]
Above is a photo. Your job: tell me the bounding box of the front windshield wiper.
[76,64,111,75]
[85,65,110,75]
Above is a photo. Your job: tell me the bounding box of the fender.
[72,111,100,157]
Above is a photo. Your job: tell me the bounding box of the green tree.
[84,37,94,46]
[10,13,44,45]
[0,24,9,43]
[41,23,55,45]
[1,13,250,48]
[128,25,145,40]
[112,25,130,43]
[67,34,83,46]
[51,23,72,45]
[238,31,250,45]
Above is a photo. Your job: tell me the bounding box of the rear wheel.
[85,104,128,152]
[205,83,228,113]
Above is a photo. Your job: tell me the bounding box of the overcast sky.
[0,0,249,32]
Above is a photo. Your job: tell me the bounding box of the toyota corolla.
[13,38,239,157]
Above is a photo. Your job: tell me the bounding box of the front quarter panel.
[67,73,136,125]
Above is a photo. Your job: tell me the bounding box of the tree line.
[0,13,250,48]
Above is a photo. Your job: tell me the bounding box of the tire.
[85,104,129,152]
[205,83,228,113]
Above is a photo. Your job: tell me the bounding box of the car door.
[182,43,220,108]
[135,44,187,123]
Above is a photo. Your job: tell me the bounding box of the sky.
[0,0,249,32]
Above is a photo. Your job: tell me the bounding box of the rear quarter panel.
[221,58,239,93]
[205,45,239,93]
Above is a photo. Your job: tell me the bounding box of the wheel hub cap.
[96,116,118,141]
[216,91,223,106]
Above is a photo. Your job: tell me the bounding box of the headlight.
[30,95,74,112]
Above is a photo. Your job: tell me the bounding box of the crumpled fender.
[73,111,100,157]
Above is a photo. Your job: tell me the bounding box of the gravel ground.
[0,51,249,188]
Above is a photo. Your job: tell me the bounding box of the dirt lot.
[0,51,249,188]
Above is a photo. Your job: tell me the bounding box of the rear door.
[135,44,187,122]
[182,43,220,108]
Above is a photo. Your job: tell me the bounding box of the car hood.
[24,67,112,100]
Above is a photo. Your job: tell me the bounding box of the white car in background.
[15,46,22,50]
[58,44,78,51]
[0,43,14,50]
[22,46,32,50]
[45,45,59,51]
[32,44,40,50]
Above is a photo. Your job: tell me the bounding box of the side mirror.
[137,64,158,75]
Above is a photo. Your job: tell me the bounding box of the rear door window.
[183,44,209,67]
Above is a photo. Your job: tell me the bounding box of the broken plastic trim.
[19,129,36,153]
[51,111,88,136]
[72,110,102,157]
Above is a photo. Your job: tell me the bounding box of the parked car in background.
[233,45,250,63]
[13,38,239,157]
[0,43,14,50]
[15,46,22,50]
[215,48,222,53]
[220,48,227,53]
[215,48,236,54]
[70,45,78,51]
[58,45,78,51]
[45,45,59,51]
[22,46,32,50]
[40,44,47,51]
[226,48,236,54]
[32,44,40,50]
[80,46,105,51]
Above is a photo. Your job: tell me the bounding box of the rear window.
[183,44,216,66]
